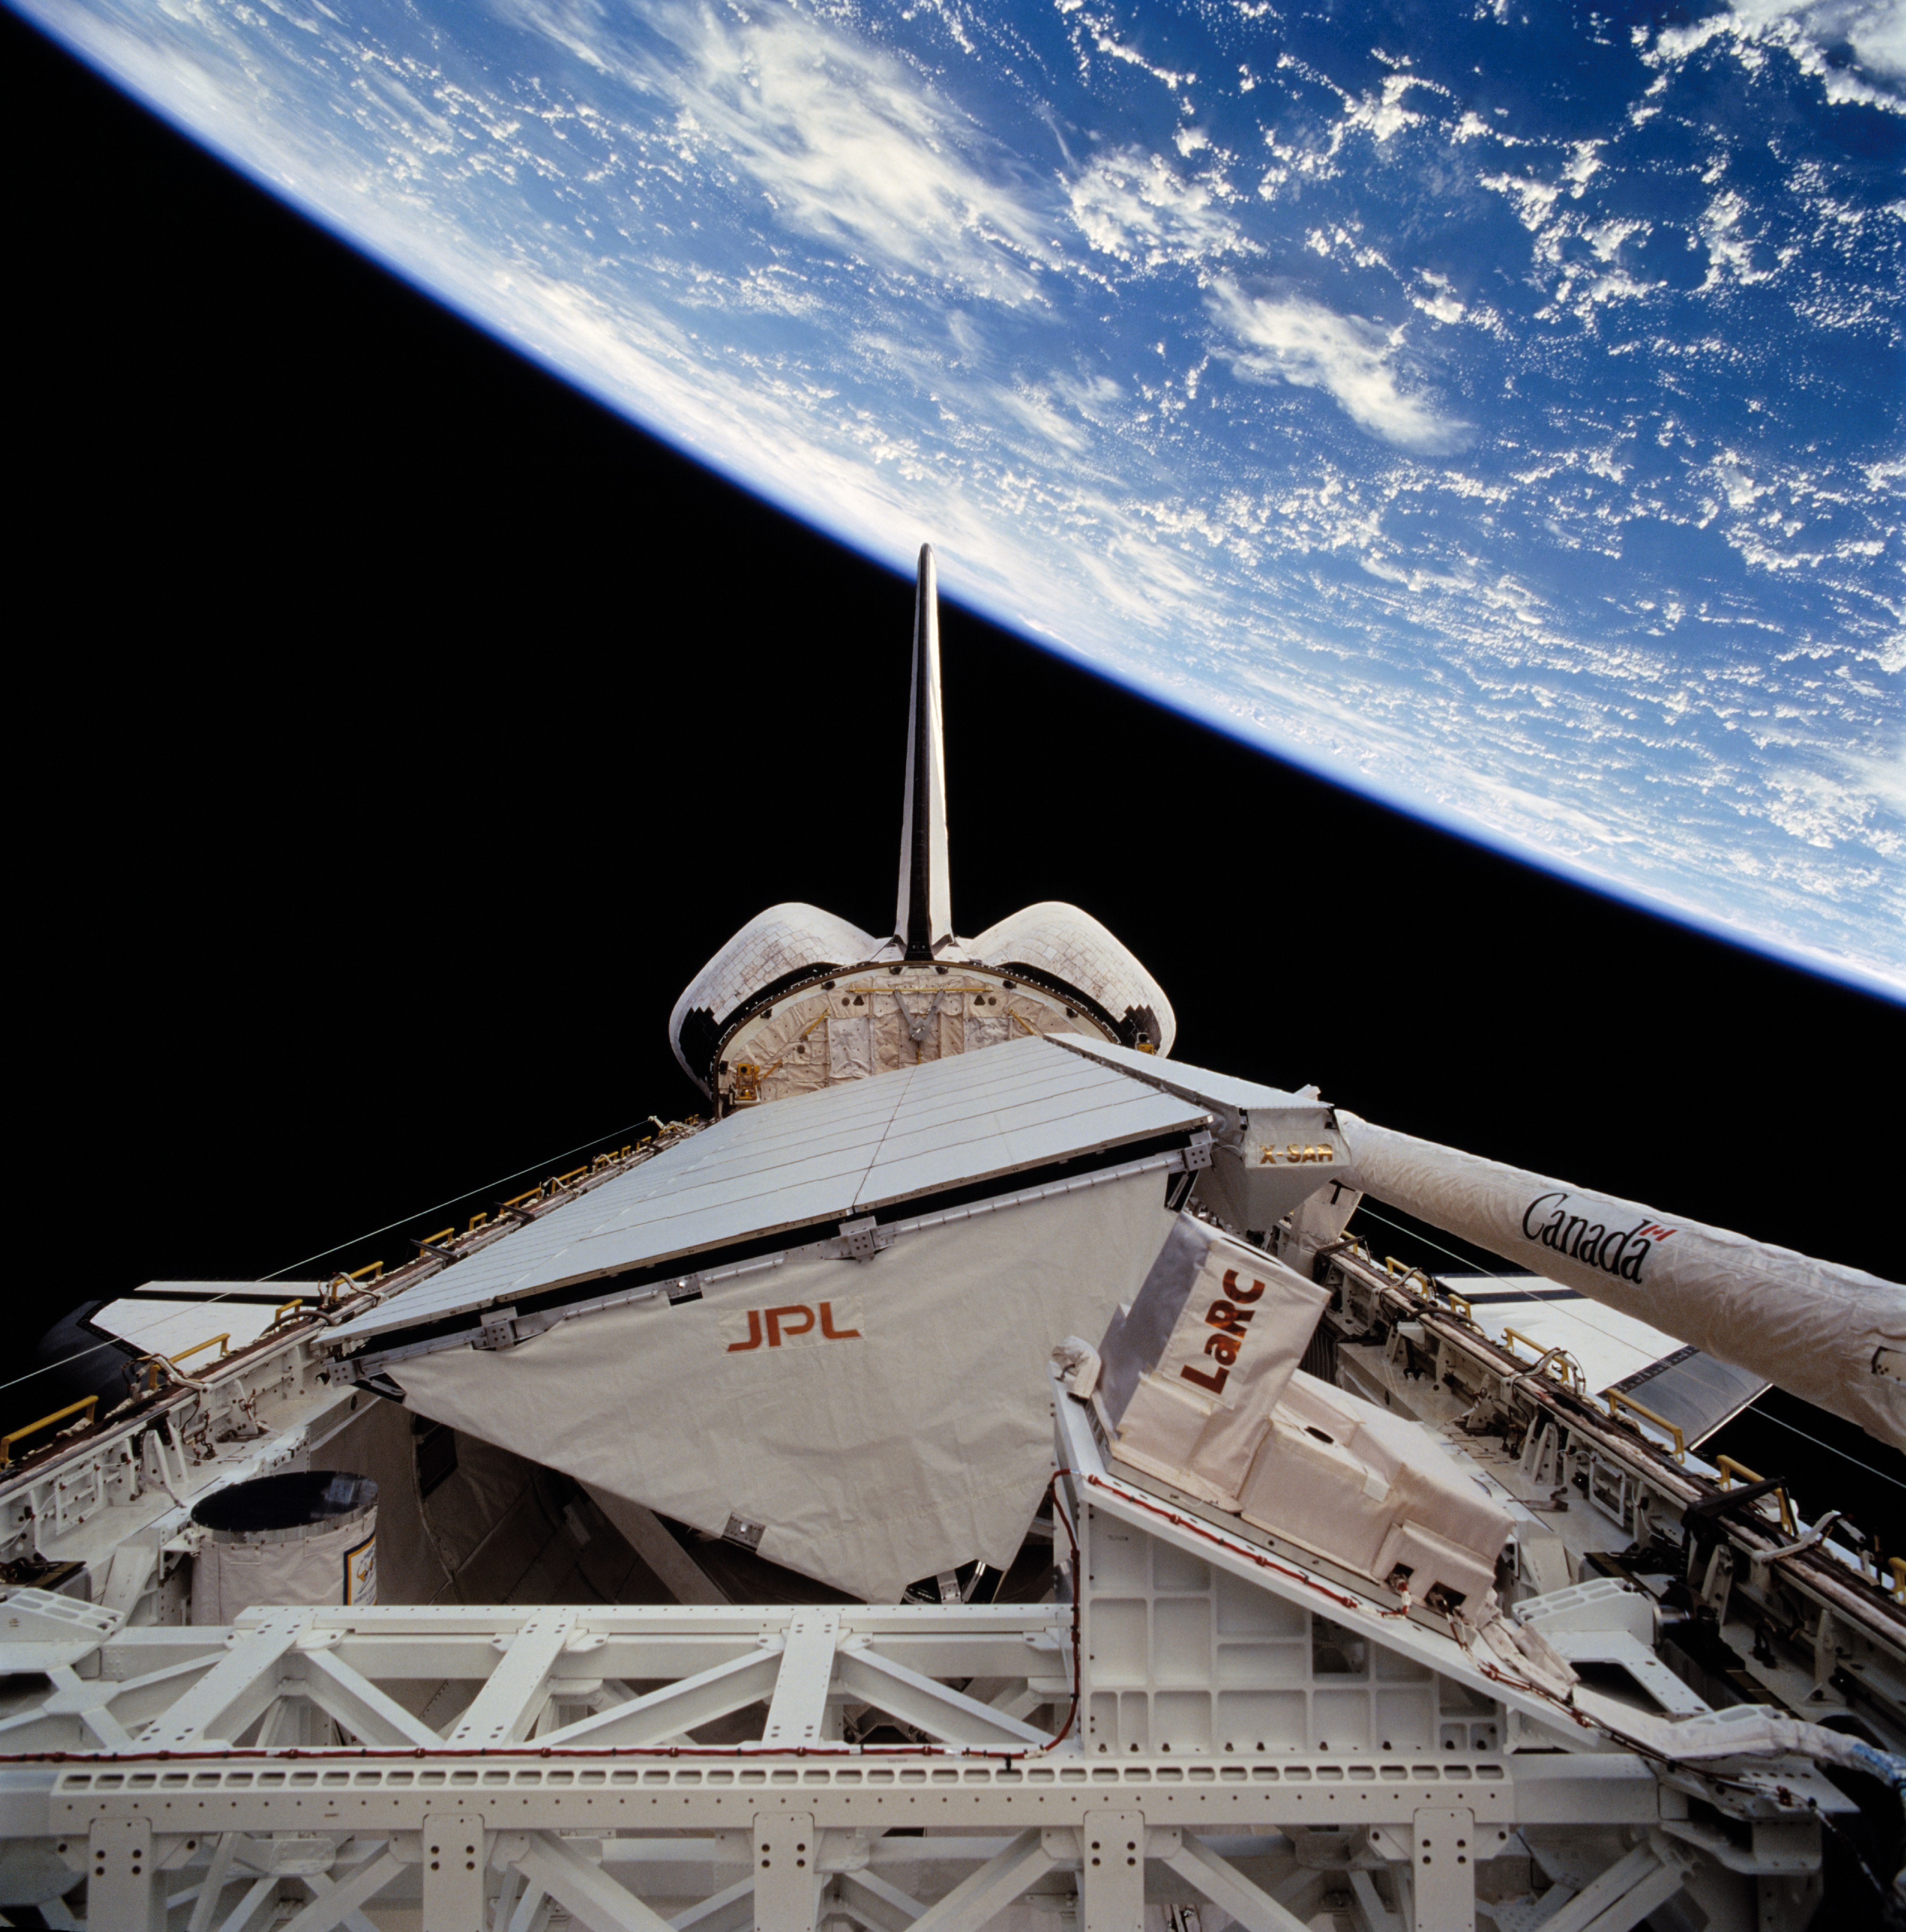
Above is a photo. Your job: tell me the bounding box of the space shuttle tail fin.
[895,544,953,958]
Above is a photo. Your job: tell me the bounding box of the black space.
[7,16,1899,1519]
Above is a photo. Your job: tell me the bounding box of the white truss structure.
[0,1383,1849,1932]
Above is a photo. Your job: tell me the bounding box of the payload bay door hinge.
[476,1308,521,1352]
[1185,1129,1214,1171]
[836,1216,894,1263]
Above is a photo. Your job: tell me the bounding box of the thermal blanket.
[394,1170,1179,1602]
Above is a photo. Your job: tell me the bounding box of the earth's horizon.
[19,0,1904,996]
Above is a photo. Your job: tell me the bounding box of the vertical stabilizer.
[896,544,953,958]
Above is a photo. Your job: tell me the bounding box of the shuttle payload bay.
[0,546,1899,1932]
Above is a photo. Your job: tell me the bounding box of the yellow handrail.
[1501,1330,1587,1396]
[1442,1288,1473,1322]
[1605,1389,1686,1463]
[1715,1455,1796,1537]
[144,1332,231,1393]
[270,1299,304,1326]
[347,1260,384,1282]
[0,1396,98,1468]
[1889,1558,1906,1603]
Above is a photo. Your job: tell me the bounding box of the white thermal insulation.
[1091,1217,1508,1612]
[189,1506,378,1624]
[1340,1114,1905,1448]
[968,902,1177,1054]
[394,1170,1179,1603]
[825,1013,873,1082]
[1234,1372,1511,1615]
[1096,1215,1329,1507]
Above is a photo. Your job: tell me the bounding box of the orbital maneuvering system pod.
[668,544,1174,1109]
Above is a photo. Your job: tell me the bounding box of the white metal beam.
[422,1816,488,1932]
[490,1868,524,1932]
[186,1831,242,1932]
[81,1654,224,1738]
[516,1830,678,1932]
[903,1830,1055,1932]
[1081,1810,1146,1932]
[215,1873,280,1932]
[1162,1832,1312,1932]
[1582,1862,1684,1932]
[1538,1843,1680,1932]
[764,1613,840,1748]
[1347,1867,1404,1932]
[582,1486,730,1606]
[448,1609,578,1748]
[142,1611,310,1748]
[1410,1810,1476,1932]
[755,1810,822,1932]
[836,1645,1052,1748]
[277,1853,407,1932]
[504,1879,546,1932]
[301,1647,445,1749]
[87,1817,158,1932]
[670,1876,756,1932]
[836,1869,925,1932]
[532,1647,783,1748]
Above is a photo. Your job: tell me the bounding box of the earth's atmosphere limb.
[23,0,1904,990]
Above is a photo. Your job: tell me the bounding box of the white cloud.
[1479,170,1564,231]
[1727,0,1906,75]
[1339,73,1434,142]
[1646,0,1906,110]
[523,0,1056,301]
[1065,148,1248,269]
[1207,282,1467,451]
[1409,269,1466,324]
[14,0,1902,993]
[1057,3,1197,93]
[1697,188,1793,287]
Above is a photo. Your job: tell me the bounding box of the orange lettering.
[764,1305,813,1347]
[727,1311,763,1353]
[819,1302,861,1339]
[1180,1362,1229,1394]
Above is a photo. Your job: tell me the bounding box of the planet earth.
[26,0,1905,991]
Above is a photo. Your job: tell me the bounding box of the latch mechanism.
[836,1216,894,1263]
[723,1514,765,1552]
[476,1308,520,1352]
